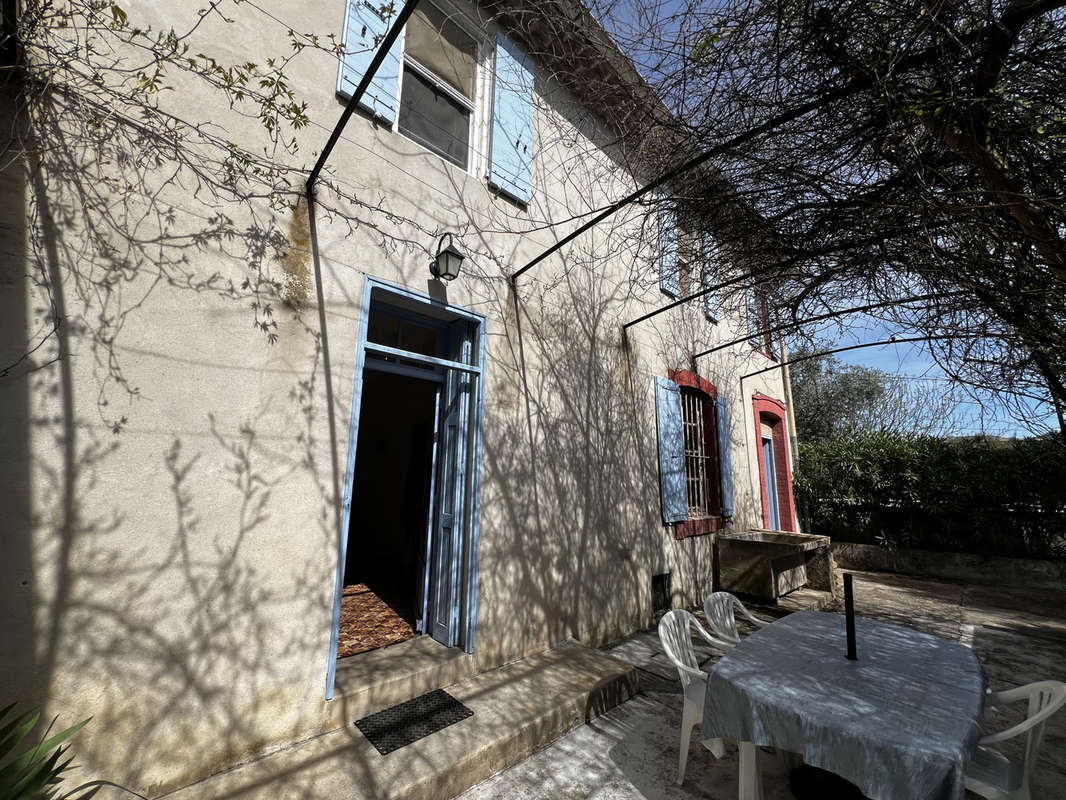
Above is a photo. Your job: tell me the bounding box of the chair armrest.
[736,604,769,628]
[692,618,737,652]
[674,662,708,683]
[979,682,1066,744]
[979,715,1046,745]
[985,686,1029,706]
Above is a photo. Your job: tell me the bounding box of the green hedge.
[793,433,1066,560]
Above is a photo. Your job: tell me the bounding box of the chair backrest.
[657,609,704,690]
[703,592,743,644]
[983,680,1066,783]
[1021,681,1066,779]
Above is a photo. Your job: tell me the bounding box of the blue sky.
[806,317,1058,437]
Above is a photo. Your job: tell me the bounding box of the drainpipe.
[778,337,800,533]
[779,337,799,467]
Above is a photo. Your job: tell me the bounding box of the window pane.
[399,320,440,357]
[680,387,720,518]
[367,310,400,348]
[405,4,476,100]
[367,307,441,358]
[680,389,707,516]
[399,66,470,168]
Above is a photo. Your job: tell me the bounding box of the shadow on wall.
[0,86,355,794]
[0,48,762,799]
[475,258,681,666]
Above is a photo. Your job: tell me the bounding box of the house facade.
[0,0,798,793]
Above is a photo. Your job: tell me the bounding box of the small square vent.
[651,572,672,614]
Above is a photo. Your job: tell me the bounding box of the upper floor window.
[699,234,721,323]
[746,286,777,359]
[399,4,478,169]
[337,2,535,205]
[657,207,722,325]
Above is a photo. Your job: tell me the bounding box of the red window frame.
[752,394,797,532]
[668,370,724,539]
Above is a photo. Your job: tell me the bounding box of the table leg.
[739,741,763,800]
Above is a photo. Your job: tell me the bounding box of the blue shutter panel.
[746,286,761,342]
[658,199,680,297]
[702,269,716,321]
[655,377,687,524]
[702,237,720,322]
[489,34,534,205]
[716,396,735,518]
[337,0,401,123]
[766,308,778,359]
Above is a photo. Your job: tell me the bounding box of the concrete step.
[774,586,836,613]
[160,641,639,800]
[325,635,477,729]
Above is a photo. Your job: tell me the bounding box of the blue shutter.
[489,34,534,205]
[655,377,687,524]
[716,396,735,518]
[766,307,779,359]
[337,0,401,124]
[658,199,679,297]
[702,236,720,322]
[746,286,761,343]
[703,272,719,321]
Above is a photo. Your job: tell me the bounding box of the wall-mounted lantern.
[430,233,464,281]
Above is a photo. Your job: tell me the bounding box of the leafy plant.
[0,704,142,800]
[794,434,1066,559]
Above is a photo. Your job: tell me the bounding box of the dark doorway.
[339,368,439,658]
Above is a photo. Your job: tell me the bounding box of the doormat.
[355,689,473,755]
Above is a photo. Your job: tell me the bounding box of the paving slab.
[458,694,794,800]
[842,570,1066,799]
[460,570,1066,800]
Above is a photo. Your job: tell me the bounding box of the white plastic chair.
[964,680,1066,800]
[702,591,770,646]
[657,609,733,784]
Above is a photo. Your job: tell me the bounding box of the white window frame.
[393,0,487,176]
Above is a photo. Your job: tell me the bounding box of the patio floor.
[458,569,1066,800]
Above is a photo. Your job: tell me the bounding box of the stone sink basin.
[715,530,832,601]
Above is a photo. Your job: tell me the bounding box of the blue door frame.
[324,277,487,700]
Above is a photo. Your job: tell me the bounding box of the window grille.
[680,388,718,518]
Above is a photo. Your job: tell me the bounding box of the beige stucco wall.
[0,0,794,794]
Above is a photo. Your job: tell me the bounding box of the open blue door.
[415,386,442,634]
[428,320,474,647]
[327,279,487,698]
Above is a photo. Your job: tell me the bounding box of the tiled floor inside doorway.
[337,583,417,658]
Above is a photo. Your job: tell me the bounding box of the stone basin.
[715,530,833,601]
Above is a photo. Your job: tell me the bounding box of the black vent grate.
[652,572,672,614]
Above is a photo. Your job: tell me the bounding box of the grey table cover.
[703,610,986,800]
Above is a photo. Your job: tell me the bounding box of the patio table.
[702,610,986,800]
